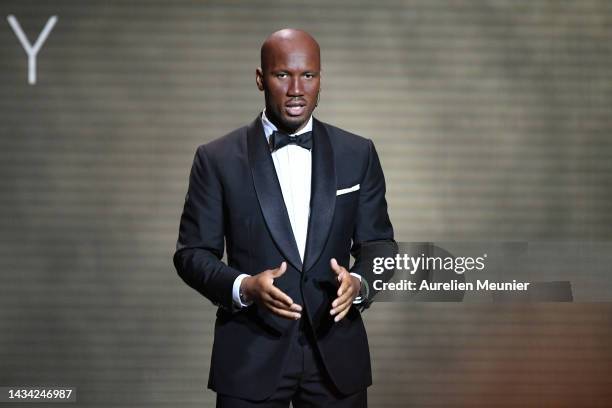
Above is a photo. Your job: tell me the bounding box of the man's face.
[256,38,320,134]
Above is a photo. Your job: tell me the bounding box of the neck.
[265,111,310,135]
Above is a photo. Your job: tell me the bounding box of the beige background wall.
[1,1,611,406]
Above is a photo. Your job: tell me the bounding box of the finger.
[265,297,296,311]
[330,258,343,275]
[332,289,353,309]
[267,285,299,309]
[265,296,302,312]
[271,261,287,278]
[331,298,352,317]
[337,273,350,296]
[334,305,351,322]
[267,304,301,320]
[289,303,302,312]
[262,288,292,307]
[331,296,353,315]
[333,278,359,308]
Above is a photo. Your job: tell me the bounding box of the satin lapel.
[303,118,336,273]
[247,116,303,272]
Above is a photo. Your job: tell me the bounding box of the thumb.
[272,261,287,278]
[330,258,343,275]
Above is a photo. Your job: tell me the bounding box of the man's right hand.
[240,262,302,320]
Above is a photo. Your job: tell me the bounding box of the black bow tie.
[269,130,313,152]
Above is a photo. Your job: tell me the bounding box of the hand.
[329,258,361,322]
[240,262,302,320]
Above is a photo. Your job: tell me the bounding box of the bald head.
[256,29,321,133]
[260,29,320,72]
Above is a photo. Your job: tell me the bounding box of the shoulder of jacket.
[319,120,372,146]
[317,119,374,159]
[196,125,248,156]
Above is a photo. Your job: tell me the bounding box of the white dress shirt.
[262,110,313,261]
[231,111,360,307]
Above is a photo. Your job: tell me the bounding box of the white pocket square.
[336,184,360,196]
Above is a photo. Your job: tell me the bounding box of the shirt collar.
[261,109,313,142]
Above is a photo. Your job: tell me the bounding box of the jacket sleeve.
[173,145,241,310]
[350,139,397,309]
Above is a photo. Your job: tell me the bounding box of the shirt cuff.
[350,273,367,304]
[232,274,253,308]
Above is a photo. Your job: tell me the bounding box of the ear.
[255,68,265,91]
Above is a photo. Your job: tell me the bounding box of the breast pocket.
[334,184,359,228]
[336,183,360,206]
[336,183,360,197]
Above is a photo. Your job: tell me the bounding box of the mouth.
[285,101,306,117]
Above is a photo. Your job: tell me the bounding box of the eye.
[276,73,288,79]
[304,73,314,79]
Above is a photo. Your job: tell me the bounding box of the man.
[174,28,394,407]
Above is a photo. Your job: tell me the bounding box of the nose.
[288,76,303,96]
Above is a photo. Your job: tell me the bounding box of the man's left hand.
[329,258,360,322]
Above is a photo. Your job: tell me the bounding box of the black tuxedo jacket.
[173,115,394,401]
